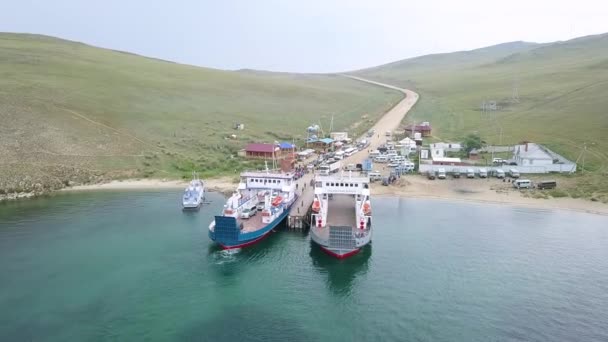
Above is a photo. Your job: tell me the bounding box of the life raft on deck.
[312,199,321,213]
[271,196,283,207]
[362,201,371,215]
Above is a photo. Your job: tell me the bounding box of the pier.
[287,173,315,230]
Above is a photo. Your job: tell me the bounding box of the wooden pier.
[287,173,315,230]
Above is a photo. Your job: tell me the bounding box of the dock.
[287,173,315,230]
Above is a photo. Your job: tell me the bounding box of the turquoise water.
[1,191,608,341]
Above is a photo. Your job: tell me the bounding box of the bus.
[344,147,357,157]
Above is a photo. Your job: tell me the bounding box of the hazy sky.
[2,0,607,72]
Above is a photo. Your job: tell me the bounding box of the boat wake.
[212,248,241,264]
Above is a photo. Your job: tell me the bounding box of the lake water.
[1,191,607,342]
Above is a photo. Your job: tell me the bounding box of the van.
[466,168,475,178]
[375,155,388,163]
[345,163,356,171]
[427,170,436,180]
[509,169,520,178]
[479,168,488,178]
[495,169,505,178]
[437,168,446,179]
[391,156,405,162]
[369,171,382,181]
[537,180,557,190]
[513,179,532,189]
[369,150,381,158]
[452,168,461,178]
[240,205,258,219]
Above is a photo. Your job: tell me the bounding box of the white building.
[514,143,554,166]
[398,137,417,154]
[430,142,462,152]
[330,132,348,142]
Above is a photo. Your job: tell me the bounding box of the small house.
[245,143,280,159]
[514,142,553,166]
[309,138,334,152]
[405,122,432,137]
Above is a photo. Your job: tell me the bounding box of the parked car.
[437,168,446,179]
[495,169,505,178]
[240,206,258,219]
[513,179,532,189]
[427,171,436,180]
[479,168,488,178]
[369,171,382,181]
[509,169,520,178]
[466,168,475,178]
[452,168,461,178]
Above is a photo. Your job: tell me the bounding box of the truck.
[319,161,342,176]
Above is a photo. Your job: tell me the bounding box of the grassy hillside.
[0,33,402,195]
[357,34,608,201]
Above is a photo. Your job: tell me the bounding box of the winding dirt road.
[341,75,419,165]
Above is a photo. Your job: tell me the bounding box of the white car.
[240,207,257,219]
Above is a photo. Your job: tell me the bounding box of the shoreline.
[61,177,237,195]
[56,177,608,216]
[372,177,608,216]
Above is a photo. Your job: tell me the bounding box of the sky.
[1,0,608,73]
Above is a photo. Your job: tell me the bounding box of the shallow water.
[1,191,607,341]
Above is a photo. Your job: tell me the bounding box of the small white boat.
[182,173,205,209]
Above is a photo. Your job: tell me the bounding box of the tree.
[462,134,483,154]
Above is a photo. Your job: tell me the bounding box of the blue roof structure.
[279,142,295,149]
[319,138,334,144]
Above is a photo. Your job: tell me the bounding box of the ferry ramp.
[287,172,315,229]
[327,194,356,227]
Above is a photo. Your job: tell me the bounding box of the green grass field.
[0,33,402,193]
[357,34,608,201]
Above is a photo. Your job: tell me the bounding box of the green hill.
[357,33,608,201]
[0,33,402,195]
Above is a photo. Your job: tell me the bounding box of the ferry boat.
[182,173,205,210]
[208,168,298,249]
[310,172,372,258]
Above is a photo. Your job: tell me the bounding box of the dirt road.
[340,75,419,166]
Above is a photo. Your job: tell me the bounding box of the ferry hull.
[319,245,360,259]
[209,199,296,249]
[310,225,372,259]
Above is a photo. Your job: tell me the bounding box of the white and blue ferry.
[208,168,298,249]
[182,173,205,210]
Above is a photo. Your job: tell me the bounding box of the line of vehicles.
[426,167,557,190]
[427,167,520,180]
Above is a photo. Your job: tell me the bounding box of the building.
[514,143,554,166]
[279,142,296,160]
[430,142,461,152]
[308,138,334,152]
[244,143,281,159]
[405,122,432,137]
[468,149,480,160]
[330,132,348,142]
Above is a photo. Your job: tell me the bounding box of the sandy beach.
[63,177,237,195]
[372,175,608,216]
